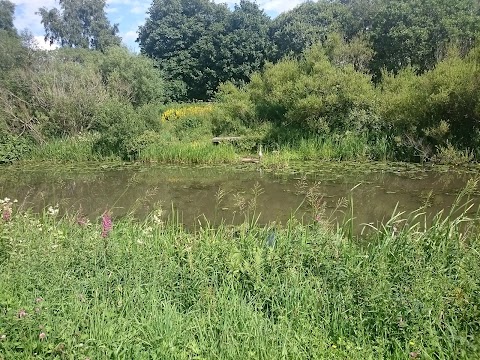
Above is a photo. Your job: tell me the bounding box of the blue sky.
[12,0,306,51]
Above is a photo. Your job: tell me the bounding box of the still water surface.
[1,163,479,229]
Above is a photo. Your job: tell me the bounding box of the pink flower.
[35,297,44,303]
[18,309,27,318]
[101,212,113,238]
[39,332,46,341]
[2,209,11,221]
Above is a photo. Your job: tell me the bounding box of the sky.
[11,0,307,51]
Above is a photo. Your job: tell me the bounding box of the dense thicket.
[0,0,479,164]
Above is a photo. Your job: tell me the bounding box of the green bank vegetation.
[1,0,480,165]
[1,182,480,358]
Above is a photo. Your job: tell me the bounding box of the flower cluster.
[101,212,113,238]
[47,204,59,217]
[152,208,164,225]
[0,197,17,221]
[161,103,213,122]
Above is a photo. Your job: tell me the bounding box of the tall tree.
[219,1,272,84]
[269,1,346,61]
[138,0,229,100]
[37,0,121,51]
[0,0,16,35]
[369,0,480,76]
[138,0,272,101]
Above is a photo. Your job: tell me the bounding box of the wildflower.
[0,334,6,341]
[410,351,420,359]
[35,297,44,303]
[47,204,59,217]
[152,208,164,225]
[101,212,113,238]
[2,209,11,221]
[18,309,27,318]
[39,332,46,341]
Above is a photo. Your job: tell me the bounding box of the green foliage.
[37,0,121,51]
[0,131,31,163]
[369,0,480,76]
[379,47,480,160]
[138,0,272,101]
[92,99,147,160]
[1,196,480,358]
[268,1,345,61]
[211,82,257,135]
[242,46,377,134]
[98,47,167,107]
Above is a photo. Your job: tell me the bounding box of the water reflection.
[0,164,478,229]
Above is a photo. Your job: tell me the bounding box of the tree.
[268,1,346,61]
[369,0,480,76]
[218,1,273,84]
[138,0,230,100]
[138,0,272,101]
[37,0,121,51]
[0,0,15,35]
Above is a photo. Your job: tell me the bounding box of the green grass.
[1,186,480,359]
[27,134,110,162]
[21,131,393,166]
[261,134,391,166]
[138,141,239,164]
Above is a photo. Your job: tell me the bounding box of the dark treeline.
[1,0,480,164]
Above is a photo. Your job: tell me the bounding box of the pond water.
[1,162,479,230]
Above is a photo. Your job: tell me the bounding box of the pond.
[1,162,479,231]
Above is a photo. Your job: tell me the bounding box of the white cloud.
[12,0,57,35]
[260,0,306,15]
[33,35,59,50]
[214,0,306,16]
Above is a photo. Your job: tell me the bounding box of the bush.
[92,100,147,160]
[215,46,378,137]
[0,131,31,164]
[379,47,480,158]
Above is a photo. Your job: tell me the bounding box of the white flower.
[47,204,59,216]
[152,208,164,225]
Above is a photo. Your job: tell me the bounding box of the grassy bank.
[1,187,480,359]
[23,133,392,165]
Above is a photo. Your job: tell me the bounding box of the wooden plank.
[212,136,243,144]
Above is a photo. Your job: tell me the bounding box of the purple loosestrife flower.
[101,212,113,238]
[2,209,11,221]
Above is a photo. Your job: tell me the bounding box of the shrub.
[379,47,480,158]
[92,100,146,160]
[0,131,31,163]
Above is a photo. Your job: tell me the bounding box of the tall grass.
[1,186,479,359]
[27,134,109,162]
[138,141,239,164]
